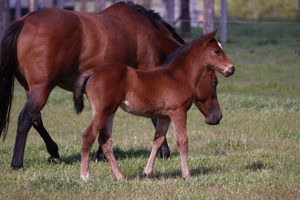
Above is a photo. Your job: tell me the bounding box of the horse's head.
[197,30,235,77]
[194,69,222,125]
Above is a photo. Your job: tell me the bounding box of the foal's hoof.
[143,172,153,179]
[48,156,61,164]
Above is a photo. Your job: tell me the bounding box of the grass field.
[0,24,299,199]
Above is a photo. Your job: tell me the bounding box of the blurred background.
[0,0,299,42]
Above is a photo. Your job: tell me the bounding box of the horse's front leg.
[151,119,170,158]
[169,110,191,179]
[144,118,170,178]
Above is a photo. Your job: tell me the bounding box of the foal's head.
[194,30,235,77]
[194,69,222,125]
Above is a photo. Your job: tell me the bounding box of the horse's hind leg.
[144,118,170,178]
[98,114,124,180]
[11,89,51,169]
[152,119,170,159]
[33,112,61,164]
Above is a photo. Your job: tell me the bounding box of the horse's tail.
[0,20,24,140]
[73,70,94,114]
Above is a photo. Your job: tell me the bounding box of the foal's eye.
[214,49,221,55]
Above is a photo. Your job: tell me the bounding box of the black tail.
[73,70,94,114]
[0,20,24,140]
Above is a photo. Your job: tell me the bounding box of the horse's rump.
[0,20,24,139]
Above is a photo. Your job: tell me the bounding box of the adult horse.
[74,30,235,179]
[0,2,185,169]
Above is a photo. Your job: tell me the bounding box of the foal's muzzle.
[224,66,235,77]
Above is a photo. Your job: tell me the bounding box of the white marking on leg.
[81,171,89,181]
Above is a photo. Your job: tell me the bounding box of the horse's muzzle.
[205,112,222,125]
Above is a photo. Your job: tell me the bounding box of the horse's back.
[13,2,177,92]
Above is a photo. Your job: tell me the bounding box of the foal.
[74,30,235,179]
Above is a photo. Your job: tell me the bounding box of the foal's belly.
[120,94,167,118]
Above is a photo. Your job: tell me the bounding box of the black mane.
[126,1,185,45]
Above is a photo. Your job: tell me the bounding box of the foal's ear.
[202,29,218,42]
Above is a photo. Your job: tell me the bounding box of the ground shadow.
[59,147,221,179]
[61,146,154,165]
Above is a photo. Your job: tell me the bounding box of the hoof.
[159,146,170,159]
[159,151,170,159]
[143,172,153,179]
[81,171,89,181]
[11,165,23,170]
[48,156,61,164]
[96,151,106,161]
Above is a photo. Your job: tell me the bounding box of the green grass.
[0,24,300,199]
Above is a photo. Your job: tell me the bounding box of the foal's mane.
[125,1,185,45]
[159,39,194,67]
[160,33,218,67]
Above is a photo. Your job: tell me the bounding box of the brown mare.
[0,2,185,169]
[73,30,235,179]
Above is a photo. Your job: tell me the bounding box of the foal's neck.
[167,48,207,87]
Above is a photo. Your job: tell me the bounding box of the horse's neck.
[158,34,182,61]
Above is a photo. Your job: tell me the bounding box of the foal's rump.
[73,63,129,115]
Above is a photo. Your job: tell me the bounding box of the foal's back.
[83,63,195,118]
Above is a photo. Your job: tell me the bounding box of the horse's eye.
[211,79,218,86]
[214,49,221,55]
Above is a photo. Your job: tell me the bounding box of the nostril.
[231,66,235,74]
[224,66,235,77]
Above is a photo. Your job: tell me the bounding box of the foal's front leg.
[144,118,171,177]
[170,110,191,179]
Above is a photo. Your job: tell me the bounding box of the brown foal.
[74,30,235,179]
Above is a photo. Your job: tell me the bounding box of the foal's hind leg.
[11,89,51,169]
[81,113,120,179]
[96,114,115,161]
[144,118,170,178]
[33,112,61,164]
[98,114,124,180]
[97,117,171,161]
